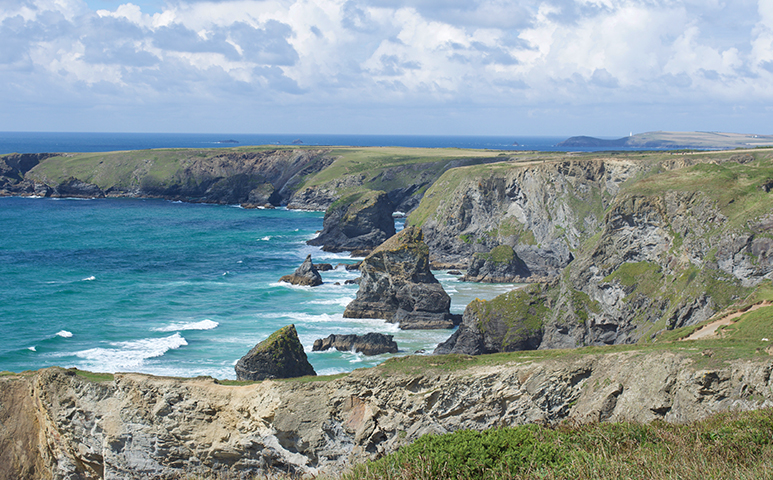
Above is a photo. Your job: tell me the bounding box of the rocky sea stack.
[312,333,398,355]
[307,190,396,254]
[343,226,460,329]
[234,324,316,381]
[279,255,323,286]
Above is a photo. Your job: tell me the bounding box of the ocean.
[0,196,519,378]
[0,131,617,155]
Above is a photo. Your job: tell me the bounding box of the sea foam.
[153,319,219,332]
[75,333,188,371]
[56,330,73,338]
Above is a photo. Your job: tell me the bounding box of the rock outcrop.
[307,190,396,253]
[413,158,648,276]
[435,155,773,353]
[279,255,323,286]
[461,245,530,282]
[234,325,316,381]
[312,333,398,355]
[434,285,546,355]
[343,227,460,329]
[2,351,772,479]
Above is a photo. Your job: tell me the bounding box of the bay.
[0,197,519,378]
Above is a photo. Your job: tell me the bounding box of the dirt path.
[682,301,773,341]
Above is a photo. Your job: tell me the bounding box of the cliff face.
[413,158,647,273]
[2,352,772,479]
[436,153,773,353]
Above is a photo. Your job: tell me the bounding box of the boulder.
[235,324,316,381]
[279,255,323,286]
[312,333,398,355]
[461,245,530,283]
[307,190,396,254]
[344,226,460,329]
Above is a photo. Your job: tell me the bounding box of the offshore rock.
[462,245,530,282]
[234,324,316,381]
[307,190,396,254]
[343,227,460,329]
[279,255,323,287]
[434,285,546,355]
[312,333,398,356]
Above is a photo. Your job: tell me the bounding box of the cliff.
[2,346,772,479]
[411,156,651,272]
[1,147,505,214]
[433,151,773,353]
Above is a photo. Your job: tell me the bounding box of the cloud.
[1,0,772,134]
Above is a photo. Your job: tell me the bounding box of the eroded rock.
[235,324,316,381]
[279,255,323,287]
[307,190,396,254]
[312,333,398,355]
[343,226,460,329]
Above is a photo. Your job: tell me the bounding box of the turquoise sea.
[0,197,518,378]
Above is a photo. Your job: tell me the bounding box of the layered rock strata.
[436,155,773,354]
[234,325,316,381]
[2,352,772,479]
[312,333,398,355]
[343,227,460,329]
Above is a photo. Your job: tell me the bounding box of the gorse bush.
[344,408,773,480]
[370,425,561,479]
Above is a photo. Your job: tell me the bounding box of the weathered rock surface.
[2,352,772,479]
[435,285,546,355]
[279,255,323,286]
[234,325,316,381]
[343,227,460,329]
[415,158,649,278]
[312,333,398,355]
[307,190,396,253]
[462,245,530,282]
[436,155,773,353]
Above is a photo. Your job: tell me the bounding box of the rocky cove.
[3,145,773,478]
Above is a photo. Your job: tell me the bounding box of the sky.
[0,0,771,136]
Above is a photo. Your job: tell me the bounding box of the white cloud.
[1,0,772,134]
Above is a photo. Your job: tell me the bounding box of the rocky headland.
[306,190,396,253]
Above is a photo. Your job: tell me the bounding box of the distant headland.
[559,131,773,149]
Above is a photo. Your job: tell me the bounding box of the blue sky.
[1,0,771,136]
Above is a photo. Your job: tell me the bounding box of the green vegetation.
[467,286,548,349]
[68,368,115,383]
[477,245,517,264]
[346,408,773,480]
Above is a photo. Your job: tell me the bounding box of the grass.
[344,408,773,480]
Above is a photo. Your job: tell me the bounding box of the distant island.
[559,131,773,149]
[216,139,239,144]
